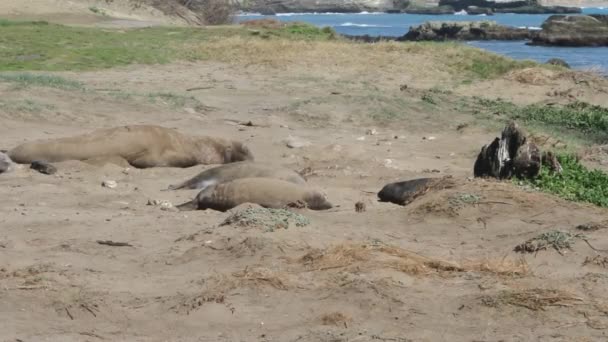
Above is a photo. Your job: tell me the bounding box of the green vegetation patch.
[474,98,608,143]
[514,102,608,134]
[519,154,608,207]
[449,47,537,79]
[220,207,311,232]
[0,73,84,90]
[0,19,339,71]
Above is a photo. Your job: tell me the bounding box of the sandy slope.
[1,54,608,341]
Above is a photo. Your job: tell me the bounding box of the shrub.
[197,0,236,25]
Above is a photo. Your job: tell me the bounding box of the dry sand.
[2,4,608,342]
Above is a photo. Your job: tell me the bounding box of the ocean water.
[238,8,608,73]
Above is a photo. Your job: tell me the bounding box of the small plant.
[198,0,236,25]
[421,93,436,105]
[89,6,107,16]
[514,230,584,254]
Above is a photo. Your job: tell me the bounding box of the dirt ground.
[3,5,608,342]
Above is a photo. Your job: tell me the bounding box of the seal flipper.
[176,200,198,211]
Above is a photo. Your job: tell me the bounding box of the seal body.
[7,125,253,168]
[378,176,455,206]
[177,177,332,212]
[167,161,306,190]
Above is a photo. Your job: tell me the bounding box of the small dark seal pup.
[378,176,455,206]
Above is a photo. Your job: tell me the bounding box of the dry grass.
[482,288,584,311]
[583,255,608,268]
[320,312,352,326]
[232,267,289,290]
[192,36,532,81]
[297,243,462,275]
[466,257,530,277]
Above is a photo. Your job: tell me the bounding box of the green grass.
[450,47,538,79]
[0,99,56,113]
[0,73,84,90]
[520,154,608,207]
[0,19,339,71]
[474,98,608,144]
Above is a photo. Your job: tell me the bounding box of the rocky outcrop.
[235,0,406,13]
[403,6,456,14]
[531,15,608,47]
[401,21,534,41]
[438,0,581,14]
[474,122,552,180]
[235,0,581,14]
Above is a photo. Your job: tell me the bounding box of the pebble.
[356,136,366,141]
[285,136,311,149]
[366,128,378,135]
[160,202,174,211]
[423,136,437,141]
[102,180,117,189]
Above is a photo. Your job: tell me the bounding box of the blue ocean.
[238,8,608,73]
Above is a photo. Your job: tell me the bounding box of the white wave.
[338,22,391,27]
[454,9,468,15]
[518,26,542,30]
[477,13,487,16]
[272,11,383,16]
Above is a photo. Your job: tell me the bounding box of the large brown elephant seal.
[176,177,332,212]
[167,161,306,191]
[7,125,253,168]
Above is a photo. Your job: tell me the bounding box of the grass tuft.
[0,73,83,90]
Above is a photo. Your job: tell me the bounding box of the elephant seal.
[176,177,332,212]
[7,125,253,169]
[378,176,456,206]
[167,161,306,191]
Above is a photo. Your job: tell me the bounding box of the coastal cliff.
[234,0,581,14]
[234,0,405,13]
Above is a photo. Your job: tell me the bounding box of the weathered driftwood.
[474,122,555,180]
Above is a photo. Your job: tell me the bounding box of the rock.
[438,0,580,14]
[160,201,175,211]
[356,136,366,141]
[30,160,57,175]
[401,21,533,41]
[102,180,118,189]
[239,0,398,13]
[531,15,608,47]
[545,58,570,68]
[474,121,560,180]
[284,136,311,149]
[366,128,378,136]
[0,152,14,174]
[403,5,455,14]
[466,6,493,15]
[512,142,542,179]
